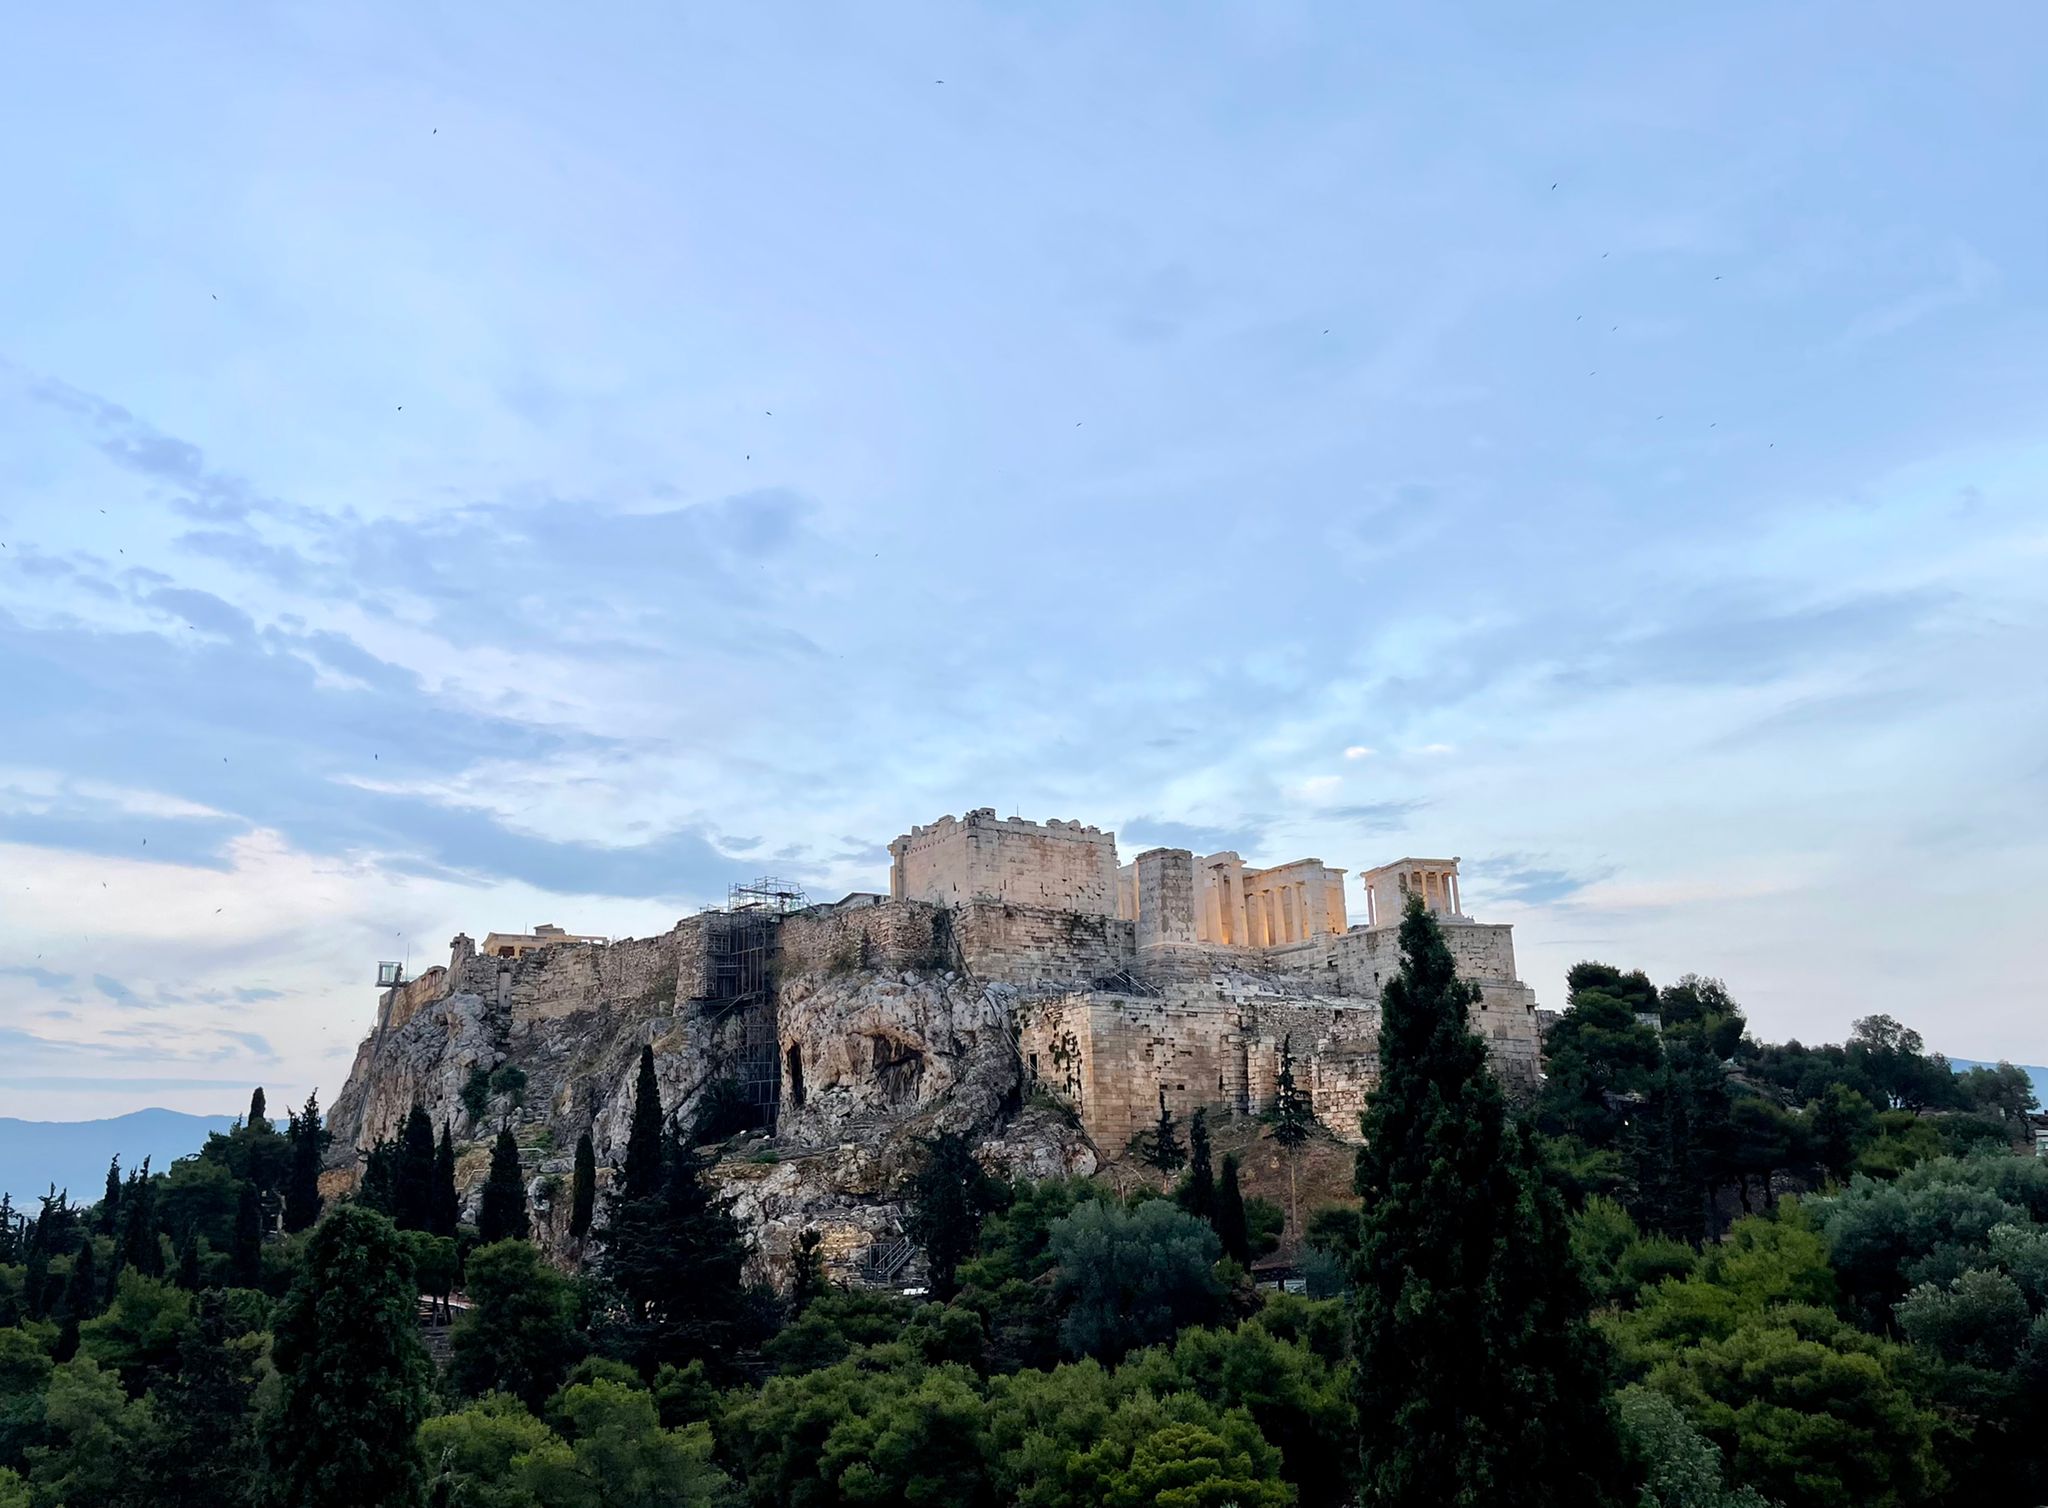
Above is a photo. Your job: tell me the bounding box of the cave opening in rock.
[786,1043,806,1109]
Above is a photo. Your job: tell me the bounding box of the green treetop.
[1350,896,1624,1508]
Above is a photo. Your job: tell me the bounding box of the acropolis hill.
[329,808,1542,1283]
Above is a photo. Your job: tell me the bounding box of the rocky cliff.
[326,905,1097,1286]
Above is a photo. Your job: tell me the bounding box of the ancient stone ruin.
[328,808,1541,1285]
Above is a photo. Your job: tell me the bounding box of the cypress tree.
[118,1159,162,1278]
[1215,1154,1252,1266]
[1132,1089,1185,1185]
[284,1091,327,1233]
[790,1227,826,1315]
[231,1181,263,1288]
[24,1246,49,1322]
[598,1124,751,1372]
[621,1045,666,1201]
[98,1156,122,1234]
[62,1234,100,1321]
[1349,898,1623,1508]
[359,1135,399,1215]
[1178,1107,1216,1220]
[147,1292,263,1507]
[431,1124,461,1238]
[476,1129,529,1244]
[1271,1035,1313,1237]
[1271,1034,1314,1148]
[569,1131,596,1239]
[266,1205,433,1508]
[248,1086,269,1131]
[903,1130,1002,1301]
[393,1104,437,1232]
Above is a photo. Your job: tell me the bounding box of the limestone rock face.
[327,943,1094,1282]
[774,970,1023,1146]
[713,1102,1095,1289]
[327,992,499,1153]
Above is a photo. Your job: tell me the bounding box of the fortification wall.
[1471,981,1542,1092]
[1018,992,1247,1151]
[779,901,942,977]
[1321,919,1519,998]
[890,810,1119,916]
[381,919,706,1029]
[1016,990,1386,1150]
[955,901,1135,988]
[1241,1001,1384,1143]
[1018,977,1532,1154]
[379,967,449,1033]
[496,930,687,1022]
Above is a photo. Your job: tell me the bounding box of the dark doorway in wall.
[786,1044,806,1110]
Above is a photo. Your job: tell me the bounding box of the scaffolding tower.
[703,878,808,1129]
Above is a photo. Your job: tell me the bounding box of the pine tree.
[569,1131,596,1240]
[598,1124,752,1372]
[266,1205,433,1508]
[1349,898,1623,1508]
[621,1045,667,1201]
[448,1239,581,1410]
[231,1181,263,1288]
[431,1123,461,1238]
[903,1130,1003,1301]
[476,1129,529,1244]
[248,1086,269,1131]
[62,1234,100,1321]
[1215,1154,1252,1266]
[175,1230,202,1290]
[284,1092,328,1233]
[393,1104,437,1232]
[1178,1107,1216,1220]
[98,1157,122,1235]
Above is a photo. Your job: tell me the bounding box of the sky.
[2,2,2044,1122]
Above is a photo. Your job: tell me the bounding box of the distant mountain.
[1950,1059,2048,1111]
[0,1108,237,1212]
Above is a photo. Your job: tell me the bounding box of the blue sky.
[2,3,2044,1119]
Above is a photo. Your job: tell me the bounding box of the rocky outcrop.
[775,970,1023,1145]
[327,930,1093,1285]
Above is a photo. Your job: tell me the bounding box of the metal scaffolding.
[703,878,807,1129]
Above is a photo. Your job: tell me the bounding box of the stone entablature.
[889,809,1120,916]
